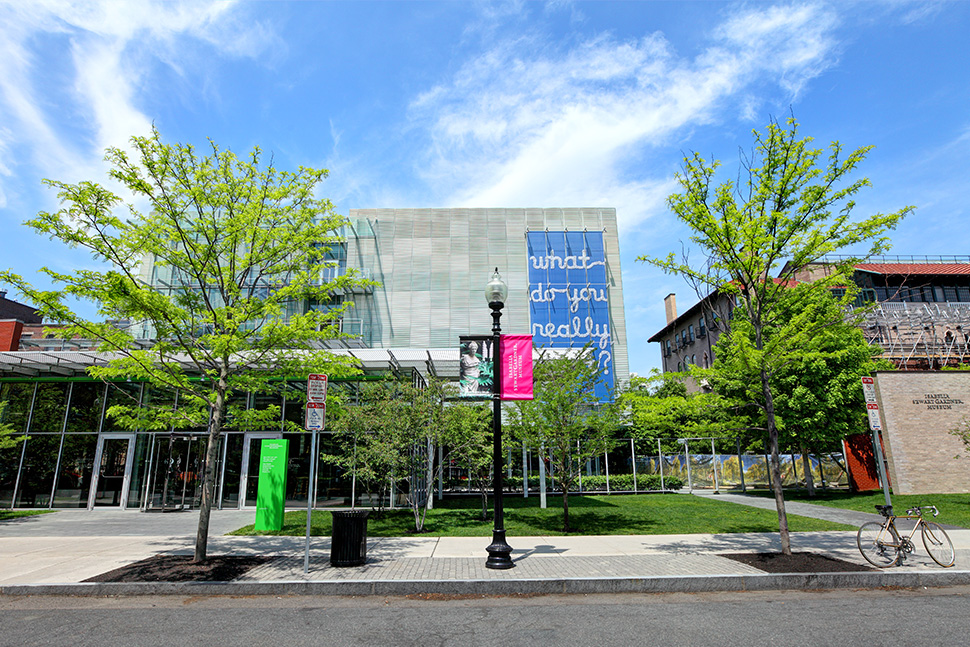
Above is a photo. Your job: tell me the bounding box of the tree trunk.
[194,373,228,563]
[801,444,816,497]
[761,369,791,555]
[562,488,570,533]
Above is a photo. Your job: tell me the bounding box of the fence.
[423,437,849,502]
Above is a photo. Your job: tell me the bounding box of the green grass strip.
[228,493,854,537]
[0,509,54,522]
[742,489,970,528]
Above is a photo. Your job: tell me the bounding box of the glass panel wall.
[126,433,152,509]
[52,434,97,507]
[15,434,61,507]
[220,433,244,508]
[0,443,24,508]
[103,382,142,432]
[283,431,311,507]
[65,383,105,434]
[29,383,69,434]
[0,382,32,506]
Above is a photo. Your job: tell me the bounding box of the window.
[691,354,696,366]
[688,325,695,342]
[698,317,706,337]
[677,361,682,372]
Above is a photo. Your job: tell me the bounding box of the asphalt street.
[3,586,970,647]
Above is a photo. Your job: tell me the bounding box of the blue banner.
[527,231,614,400]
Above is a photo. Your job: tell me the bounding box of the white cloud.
[409,3,840,232]
[0,0,276,197]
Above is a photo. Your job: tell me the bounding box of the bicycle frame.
[859,504,954,568]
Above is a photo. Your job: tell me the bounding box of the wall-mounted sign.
[911,393,966,411]
[861,376,876,404]
[527,230,614,401]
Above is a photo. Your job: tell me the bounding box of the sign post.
[304,374,327,573]
[861,377,892,508]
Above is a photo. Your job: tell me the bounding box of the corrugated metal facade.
[347,208,629,387]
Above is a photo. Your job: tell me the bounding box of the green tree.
[327,379,492,532]
[711,285,893,494]
[507,347,621,532]
[641,117,911,553]
[0,128,371,561]
[622,371,734,452]
[440,401,493,521]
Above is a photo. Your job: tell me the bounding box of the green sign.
[254,438,289,532]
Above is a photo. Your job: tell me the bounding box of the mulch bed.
[720,552,874,573]
[83,555,272,583]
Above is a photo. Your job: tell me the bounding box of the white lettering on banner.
[531,317,614,373]
[530,249,605,271]
[526,232,614,395]
[529,283,609,313]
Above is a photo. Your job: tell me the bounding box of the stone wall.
[873,371,970,494]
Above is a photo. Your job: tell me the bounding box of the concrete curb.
[4,570,970,597]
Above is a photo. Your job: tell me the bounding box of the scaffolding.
[857,302,970,370]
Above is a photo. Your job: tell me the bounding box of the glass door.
[241,432,282,508]
[88,434,135,508]
[146,434,210,511]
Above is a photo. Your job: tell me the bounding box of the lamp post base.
[485,529,515,569]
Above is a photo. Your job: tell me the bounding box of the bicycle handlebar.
[876,504,940,518]
[904,505,940,517]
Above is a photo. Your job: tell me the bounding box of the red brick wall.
[0,320,24,351]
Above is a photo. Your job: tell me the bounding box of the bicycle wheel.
[922,521,955,567]
[858,521,900,567]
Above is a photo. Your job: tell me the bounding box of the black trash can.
[330,510,370,566]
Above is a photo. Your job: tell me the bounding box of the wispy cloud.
[409,3,840,232]
[0,0,276,197]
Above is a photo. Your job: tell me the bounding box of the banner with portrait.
[458,336,493,399]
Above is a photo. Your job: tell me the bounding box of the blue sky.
[1,1,969,377]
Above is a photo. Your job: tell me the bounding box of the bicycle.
[856,504,955,568]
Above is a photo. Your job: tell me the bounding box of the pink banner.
[500,335,533,400]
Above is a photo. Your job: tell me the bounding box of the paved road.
[3,587,970,646]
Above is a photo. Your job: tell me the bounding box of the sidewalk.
[3,495,970,596]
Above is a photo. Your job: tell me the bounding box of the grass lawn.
[0,509,54,522]
[743,489,970,528]
[228,493,854,537]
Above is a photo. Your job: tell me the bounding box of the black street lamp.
[485,267,514,570]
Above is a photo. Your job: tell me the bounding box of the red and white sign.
[866,402,882,431]
[307,374,328,403]
[305,402,326,431]
[861,377,877,404]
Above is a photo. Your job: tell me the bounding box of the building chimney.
[664,293,678,324]
[0,320,24,351]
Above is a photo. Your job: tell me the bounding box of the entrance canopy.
[0,347,561,380]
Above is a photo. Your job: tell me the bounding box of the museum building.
[0,208,629,511]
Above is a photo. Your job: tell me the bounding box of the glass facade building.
[0,207,628,510]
